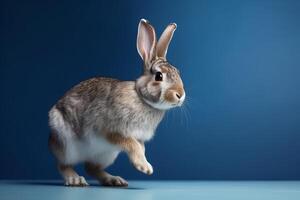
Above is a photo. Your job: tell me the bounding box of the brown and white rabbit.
[48,19,185,187]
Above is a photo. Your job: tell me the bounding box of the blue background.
[1,0,300,180]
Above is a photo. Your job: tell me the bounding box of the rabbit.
[48,19,185,187]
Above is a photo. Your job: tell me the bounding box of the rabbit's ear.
[157,23,177,59]
[137,19,157,65]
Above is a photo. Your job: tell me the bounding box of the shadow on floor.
[5,181,145,190]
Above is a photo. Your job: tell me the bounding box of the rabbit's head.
[136,19,185,110]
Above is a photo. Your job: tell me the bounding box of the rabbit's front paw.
[102,175,128,187]
[64,176,89,186]
[132,158,153,175]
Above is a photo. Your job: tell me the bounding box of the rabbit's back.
[51,77,120,135]
[49,77,164,141]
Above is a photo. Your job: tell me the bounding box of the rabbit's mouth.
[147,98,184,110]
[153,91,185,110]
[172,101,183,107]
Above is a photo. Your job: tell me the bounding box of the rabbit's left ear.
[157,23,177,59]
[137,19,157,65]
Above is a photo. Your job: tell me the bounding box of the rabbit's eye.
[155,72,163,81]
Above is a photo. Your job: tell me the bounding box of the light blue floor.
[1,180,300,200]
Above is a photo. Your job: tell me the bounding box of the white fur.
[179,92,186,106]
[63,132,120,167]
[49,107,73,137]
[127,127,155,142]
[144,98,175,110]
[143,77,186,110]
[144,93,185,110]
[49,107,120,167]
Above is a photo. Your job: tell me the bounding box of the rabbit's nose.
[175,93,181,99]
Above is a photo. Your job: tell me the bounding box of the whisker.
[183,97,192,129]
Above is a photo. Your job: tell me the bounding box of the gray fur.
[48,19,185,186]
[51,77,165,141]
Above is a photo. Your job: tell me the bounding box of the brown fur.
[48,131,65,163]
[152,82,160,86]
[58,164,78,178]
[48,19,182,187]
[106,132,143,154]
[106,132,151,175]
[164,83,184,103]
[160,65,171,73]
[85,162,128,186]
[84,162,105,179]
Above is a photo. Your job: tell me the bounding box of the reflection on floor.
[0,180,300,200]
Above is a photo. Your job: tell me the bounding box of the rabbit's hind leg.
[58,164,89,186]
[49,132,88,187]
[85,162,128,187]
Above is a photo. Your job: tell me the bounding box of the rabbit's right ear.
[137,19,157,66]
[156,23,177,59]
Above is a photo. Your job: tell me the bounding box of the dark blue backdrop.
[1,0,300,180]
